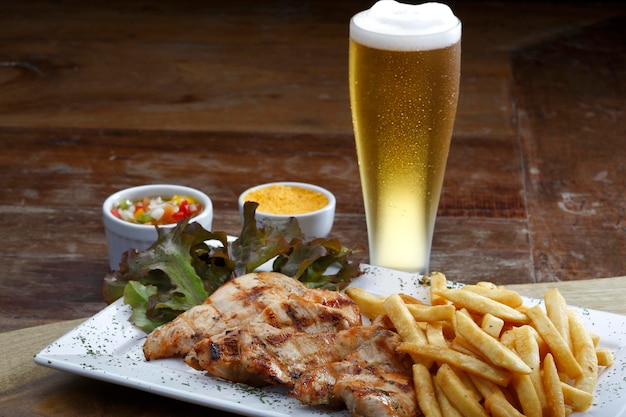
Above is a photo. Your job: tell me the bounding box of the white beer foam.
[351,1,461,51]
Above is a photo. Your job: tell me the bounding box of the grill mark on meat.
[208,329,239,361]
[209,342,221,361]
[289,328,417,417]
[185,296,365,386]
[143,272,361,361]
[303,288,357,308]
[189,323,414,397]
[143,272,308,360]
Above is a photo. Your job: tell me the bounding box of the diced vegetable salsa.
[111,195,202,225]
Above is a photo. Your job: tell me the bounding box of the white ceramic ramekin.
[238,182,336,239]
[102,184,213,270]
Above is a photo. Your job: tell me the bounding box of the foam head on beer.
[350,1,461,51]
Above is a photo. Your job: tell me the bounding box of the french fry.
[407,303,456,322]
[383,294,431,367]
[454,311,531,375]
[512,325,548,413]
[544,288,572,350]
[412,363,443,417]
[462,285,524,309]
[484,392,525,417]
[510,320,550,358]
[596,348,615,367]
[383,293,428,344]
[526,305,583,379]
[567,308,598,394]
[511,374,542,417]
[498,329,516,349]
[542,353,566,417]
[434,288,529,324]
[429,271,448,306]
[481,313,504,338]
[426,322,449,347]
[345,287,386,318]
[526,322,551,357]
[399,293,426,305]
[454,367,482,400]
[433,380,464,417]
[561,381,594,411]
[349,276,612,417]
[397,341,512,386]
[590,332,600,348]
[435,364,489,417]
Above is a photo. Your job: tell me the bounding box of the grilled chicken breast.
[184,291,363,384]
[144,271,418,417]
[143,271,309,360]
[289,327,417,417]
[332,370,417,417]
[143,271,361,360]
[187,324,378,386]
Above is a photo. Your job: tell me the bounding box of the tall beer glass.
[349,1,461,273]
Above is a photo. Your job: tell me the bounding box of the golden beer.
[349,2,461,273]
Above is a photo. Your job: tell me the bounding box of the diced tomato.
[179,200,190,216]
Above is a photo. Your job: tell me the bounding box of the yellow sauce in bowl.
[243,184,329,215]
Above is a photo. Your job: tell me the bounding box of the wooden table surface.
[1,0,624,415]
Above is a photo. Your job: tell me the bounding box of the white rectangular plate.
[35,265,626,416]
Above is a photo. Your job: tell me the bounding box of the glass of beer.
[349,1,461,273]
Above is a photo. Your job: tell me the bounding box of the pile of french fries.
[346,272,614,417]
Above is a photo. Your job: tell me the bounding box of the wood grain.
[512,16,626,282]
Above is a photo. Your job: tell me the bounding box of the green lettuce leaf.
[103,201,362,333]
[272,238,360,290]
[230,201,301,276]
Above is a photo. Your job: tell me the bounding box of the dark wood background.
[1,0,624,335]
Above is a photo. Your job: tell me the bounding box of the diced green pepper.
[137,214,154,224]
[119,198,132,210]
